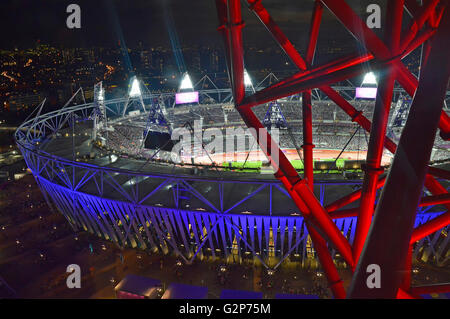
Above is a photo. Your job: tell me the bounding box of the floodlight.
[244,69,252,87]
[180,73,194,90]
[362,72,377,85]
[98,88,105,102]
[129,77,141,97]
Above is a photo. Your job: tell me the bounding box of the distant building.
[8,93,44,112]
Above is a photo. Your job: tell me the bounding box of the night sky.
[0,0,390,49]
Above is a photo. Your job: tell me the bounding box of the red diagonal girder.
[218,0,355,291]
[353,0,403,263]
[320,0,450,138]
[348,6,450,297]
[302,0,323,190]
[317,1,450,217]
[245,0,449,215]
[328,194,450,220]
[215,0,450,298]
[400,0,440,52]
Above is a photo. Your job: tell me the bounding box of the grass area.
[222,161,262,172]
[221,159,362,173]
[318,158,345,168]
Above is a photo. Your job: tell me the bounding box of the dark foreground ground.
[0,175,448,299]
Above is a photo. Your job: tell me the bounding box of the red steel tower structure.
[214,0,450,298]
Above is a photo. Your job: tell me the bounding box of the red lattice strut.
[214,0,450,298]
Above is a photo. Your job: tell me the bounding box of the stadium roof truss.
[214,0,450,298]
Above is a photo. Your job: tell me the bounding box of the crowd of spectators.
[99,99,449,164]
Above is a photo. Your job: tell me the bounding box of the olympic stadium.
[14,72,450,272]
[12,0,450,299]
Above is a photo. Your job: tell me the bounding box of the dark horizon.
[0,0,386,50]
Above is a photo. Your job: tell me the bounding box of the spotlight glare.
[244,69,252,87]
[98,88,105,101]
[180,73,194,90]
[362,72,377,85]
[129,77,142,97]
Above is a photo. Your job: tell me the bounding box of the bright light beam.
[129,77,142,97]
[244,69,253,87]
[362,72,377,85]
[180,73,194,90]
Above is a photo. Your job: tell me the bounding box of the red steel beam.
[419,193,450,207]
[306,221,346,298]
[324,84,450,213]
[400,0,440,52]
[410,211,450,243]
[257,25,432,104]
[329,208,360,219]
[227,0,245,105]
[348,6,450,297]
[267,53,373,92]
[245,0,449,219]
[238,106,354,267]
[396,288,416,299]
[329,194,450,219]
[320,0,450,211]
[320,0,450,139]
[215,0,233,84]
[243,0,442,154]
[238,56,395,109]
[221,0,355,272]
[216,0,450,299]
[305,0,323,64]
[302,1,323,190]
[424,174,450,211]
[402,27,437,59]
[325,176,386,213]
[405,0,442,28]
[302,92,314,189]
[353,0,403,263]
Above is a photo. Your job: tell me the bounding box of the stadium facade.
[15,81,450,271]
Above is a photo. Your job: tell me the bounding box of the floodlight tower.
[122,76,146,117]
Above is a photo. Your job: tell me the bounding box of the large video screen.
[175,91,199,104]
[355,87,377,99]
[144,131,174,151]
